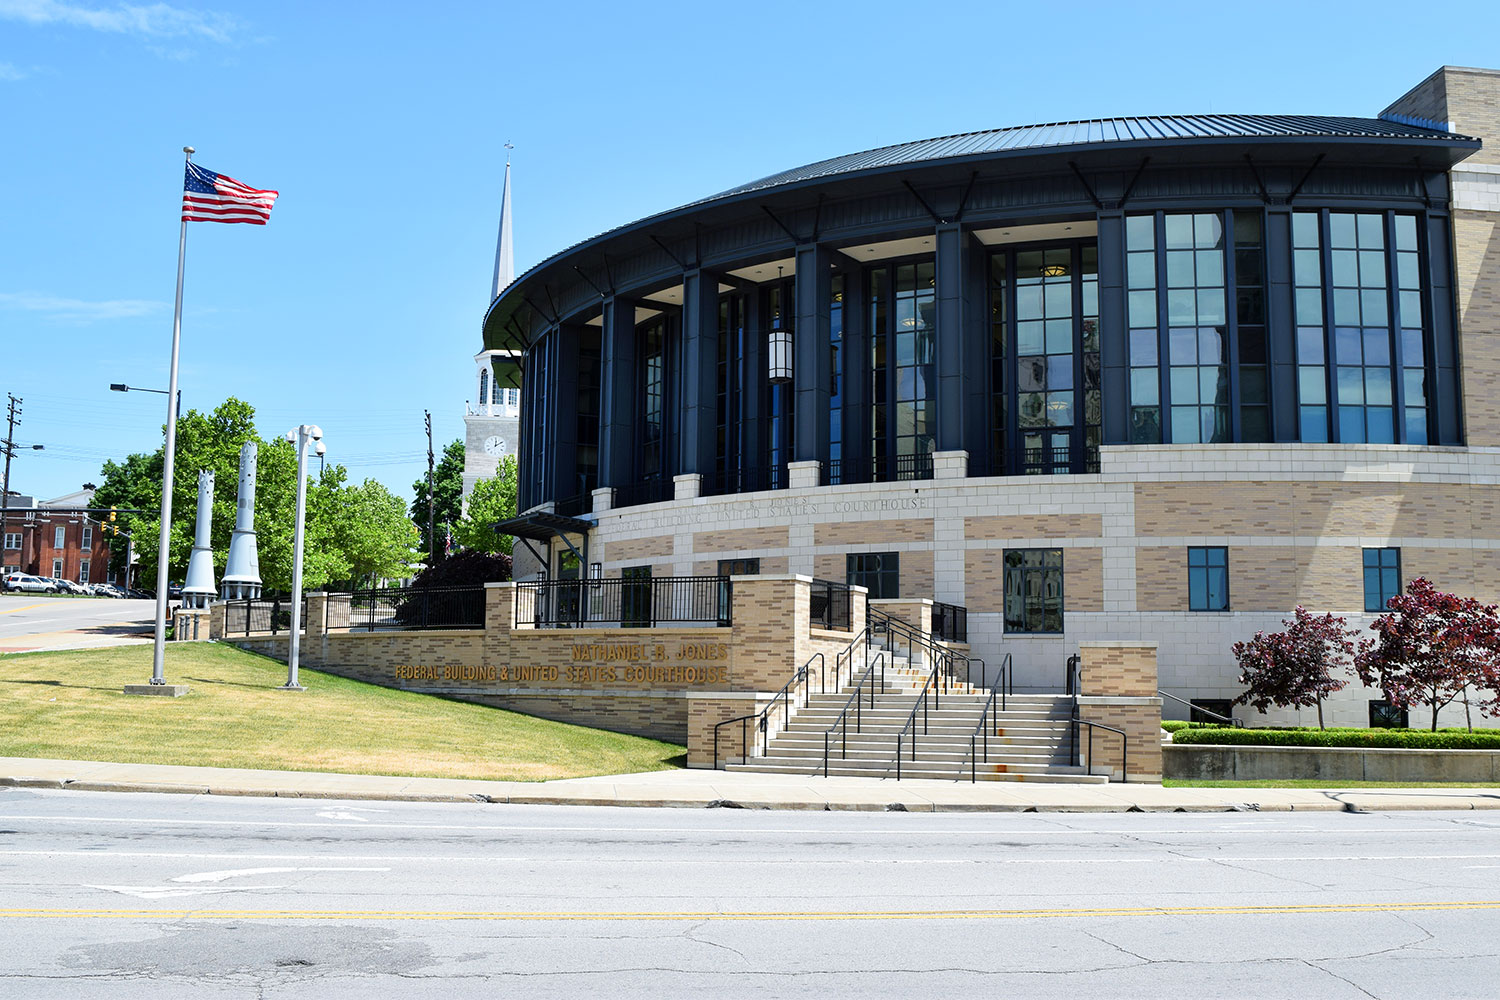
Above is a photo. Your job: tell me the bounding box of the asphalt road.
[0,594,156,653]
[2,790,1498,997]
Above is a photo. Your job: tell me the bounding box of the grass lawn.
[1164,779,1500,789]
[0,643,684,781]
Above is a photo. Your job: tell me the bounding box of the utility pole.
[2,394,21,564]
[424,409,437,568]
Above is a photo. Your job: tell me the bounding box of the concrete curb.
[6,764,1500,813]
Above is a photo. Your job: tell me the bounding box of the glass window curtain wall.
[1125,209,1268,445]
[988,241,1099,475]
[1293,209,1431,445]
[870,259,936,481]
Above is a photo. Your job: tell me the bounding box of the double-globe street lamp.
[283,423,326,691]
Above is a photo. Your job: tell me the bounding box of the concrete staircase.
[724,640,1107,784]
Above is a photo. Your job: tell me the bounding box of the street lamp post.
[110,383,181,422]
[283,423,325,691]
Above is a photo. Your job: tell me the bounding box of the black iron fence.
[931,601,968,643]
[327,586,487,631]
[809,578,852,631]
[223,595,306,636]
[612,477,672,509]
[553,493,591,517]
[873,453,934,482]
[703,464,788,497]
[516,575,731,628]
[1021,445,1102,475]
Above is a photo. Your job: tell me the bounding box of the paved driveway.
[0,594,157,653]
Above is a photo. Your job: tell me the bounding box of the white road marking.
[88,884,289,899]
[86,866,392,899]
[171,866,390,883]
[315,810,373,822]
[6,849,1499,865]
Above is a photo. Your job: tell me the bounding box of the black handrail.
[895,650,954,780]
[965,682,1004,783]
[1072,718,1129,783]
[822,652,886,777]
[1157,689,1242,727]
[713,651,825,769]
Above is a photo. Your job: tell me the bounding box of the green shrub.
[1161,720,1194,733]
[1170,726,1500,750]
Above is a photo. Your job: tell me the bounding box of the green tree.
[454,455,517,555]
[411,438,465,561]
[93,397,419,593]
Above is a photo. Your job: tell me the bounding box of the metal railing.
[223,595,305,636]
[714,652,825,769]
[960,652,1012,782]
[705,464,789,496]
[821,458,843,486]
[873,453,934,482]
[1020,445,1101,476]
[553,493,590,517]
[1158,689,1242,727]
[1065,650,1128,782]
[895,648,960,780]
[612,477,672,509]
[822,652,886,777]
[931,601,967,643]
[1072,718,1129,782]
[809,578,852,632]
[330,586,486,631]
[515,575,731,628]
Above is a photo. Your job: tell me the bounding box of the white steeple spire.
[491,144,514,300]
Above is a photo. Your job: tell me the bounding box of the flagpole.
[147,146,194,687]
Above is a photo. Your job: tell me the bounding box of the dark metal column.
[742,289,766,469]
[934,223,967,454]
[1265,208,1298,442]
[598,295,637,489]
[840,264,870,482]
[1097,211,1129,445]
[550,324,581,503]
[794,244,831,465]
[680,269,719,479]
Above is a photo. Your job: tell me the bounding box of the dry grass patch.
[0,643,683,781]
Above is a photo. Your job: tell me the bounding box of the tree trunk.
[1464,686,1473,732]
[1316,695,1325,730]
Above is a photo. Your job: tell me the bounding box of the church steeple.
[491,145,514,300]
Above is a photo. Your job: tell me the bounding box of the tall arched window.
[479,368,490,412]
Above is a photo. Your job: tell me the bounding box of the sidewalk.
[4,756,1500,812]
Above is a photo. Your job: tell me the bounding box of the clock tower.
[463,153,521,507]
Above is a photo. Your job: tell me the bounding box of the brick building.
[485,66,1500,729]
[1,489,115,585]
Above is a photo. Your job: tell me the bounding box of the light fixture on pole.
[282,423,324,692]
[767,266,793,384]
[110,383,181,422]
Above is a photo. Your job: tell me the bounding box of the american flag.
[181,161,278,225]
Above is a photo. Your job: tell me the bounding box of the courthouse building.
[484,66,1500,727]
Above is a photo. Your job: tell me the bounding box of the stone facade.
[217,578,868,760]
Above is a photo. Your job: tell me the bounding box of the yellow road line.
[2,901,1497,921]
[0,603,48,615]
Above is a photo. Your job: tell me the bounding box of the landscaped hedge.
[1170,726,1500,750]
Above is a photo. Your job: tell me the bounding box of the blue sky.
[2,0,1497,504]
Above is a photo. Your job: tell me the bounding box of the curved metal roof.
[486,113,1478,342]
[699,114,1472,205]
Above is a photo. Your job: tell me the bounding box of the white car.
[3,573,57,594]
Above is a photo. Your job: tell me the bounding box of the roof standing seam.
[488,113,1478,315]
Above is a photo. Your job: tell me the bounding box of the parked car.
[57,579,88,595]
[3,573,57,594]
[93,584,124,598]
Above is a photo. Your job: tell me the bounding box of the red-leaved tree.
[1354,577,1500,732]
[1231,606,1355,729]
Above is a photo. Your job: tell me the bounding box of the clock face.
[483,436,505,456]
